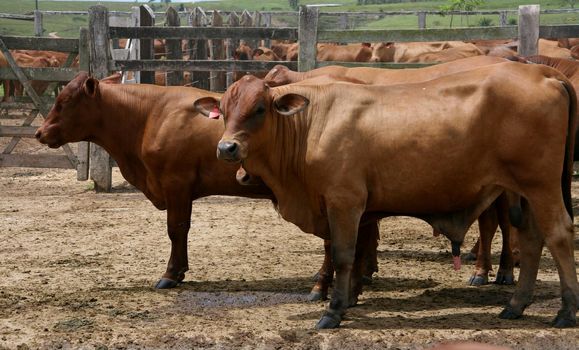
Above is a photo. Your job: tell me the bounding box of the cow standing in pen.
[202,61,578,329]
[33,72,378,300]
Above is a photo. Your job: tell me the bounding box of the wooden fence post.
[139,5,155,84]
[210,11,225,92]
[263,13,272,48]
[34,10,43,37]
[339,14,348,30]
[190,7,210,90]
[77,28,90,181]
[298,5,318,72]
[418,12,426,29]
[165,7,183,86]
[88,5,112,192]
[240,10,255,48]
[253,11,263,47]
[499,10,508,27]
[226,12,239,88]
[518,5,540,56]
[130,6,141,83]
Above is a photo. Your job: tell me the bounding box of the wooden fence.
[6,7,579,36]
[0,30,90,180]
[1,4,579,192]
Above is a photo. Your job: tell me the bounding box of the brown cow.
[370,41,476,63]
[204,62,578,329]
[316,43,373,62]
[263,56,518,286]
[233,44,281,81]
[33,72,379,302]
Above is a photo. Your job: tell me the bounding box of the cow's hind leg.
[500,195,578,327]
[316,203,364,329]
[469,204,498,286]
[155,187,193,289]
[309,240,334,301]
[495,194,515,285]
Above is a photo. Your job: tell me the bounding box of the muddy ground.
[0,157,578,349]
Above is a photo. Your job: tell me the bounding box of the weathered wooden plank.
[210,11,225,92]
[0,13,34,21]
[109,26,298,41]
[34,10,43,37]
[226,12,240,88]
[77,141,89,181]
[88,5,112,192]
[79,28,90,73]
[539,25,579,39]
[139,5,155,85]
[317,26,518,43]
[111,59,298,72]
[518,5,540,57]
[0,67,78,81]
[190,7,210,90]
[165,7,183,86]
[0,36,79,52]
[418,12,426,29]
[0,154,74,169]
[240,10,255,48]
[0,126,38,137]
[315,61,435,69]
[298,6,319,72]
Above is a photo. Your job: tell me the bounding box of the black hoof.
[307,291,327,302]
[155,278,180,289]
[315,313,342,329]
[361,275,373,285]
[348,296,359,307]
[495,273,515,285]
[499,307,522,320]
[464,252,477,261]
[468,275,488,286]
[552,310,577,328]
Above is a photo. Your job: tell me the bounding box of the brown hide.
[370,41,471,62]
[407,43,483,63]
[316,43,372,62]
[264,56,506,87]
[215,62,578,328]
[538,39,571,58]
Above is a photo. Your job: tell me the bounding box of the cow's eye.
[255,106,265,115]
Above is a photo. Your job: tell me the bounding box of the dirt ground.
[0,161,578,349]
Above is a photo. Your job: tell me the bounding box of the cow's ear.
[273,93,309,116]
[252,48,264,58]
[194,96,222,119]
[83,77,99,98]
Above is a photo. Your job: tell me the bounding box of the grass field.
[0,0,576,37]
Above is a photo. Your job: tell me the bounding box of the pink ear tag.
[209,106,221,119]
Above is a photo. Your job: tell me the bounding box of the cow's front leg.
[316,203,363,329]
[469,205,497,286]
[155,191,193,289]
[309,240,334,301]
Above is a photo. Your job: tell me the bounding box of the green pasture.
[0,0,576,37]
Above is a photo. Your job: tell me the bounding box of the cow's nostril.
[217,141,240,160]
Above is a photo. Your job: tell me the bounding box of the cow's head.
[194,75,308,163]
[35,72,120,148]
[263,64,292,87]
[370,42,395,62]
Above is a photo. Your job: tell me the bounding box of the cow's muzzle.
[217,140,241,162]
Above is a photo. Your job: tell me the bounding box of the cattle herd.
[23,34,579,331]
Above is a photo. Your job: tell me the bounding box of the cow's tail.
[560,79,577,222]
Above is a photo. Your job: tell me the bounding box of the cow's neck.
[88,84,150,188]
[247,107,329,236]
